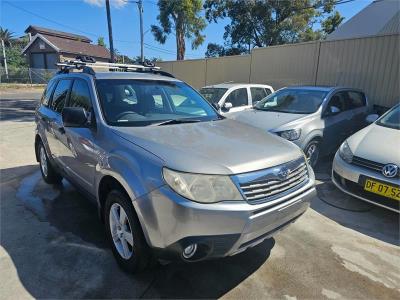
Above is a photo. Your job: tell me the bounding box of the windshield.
[96,79,220,126]
[376,105,400,130]
[199,87,228,104]
[254,89,328,114]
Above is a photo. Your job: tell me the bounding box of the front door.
[221,87,250,115]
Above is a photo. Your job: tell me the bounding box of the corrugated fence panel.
[250,41,319,89]
[317,34,400,107]
[205,55,251,86]
[171,59,206,89]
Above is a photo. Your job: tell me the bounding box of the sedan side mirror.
[62,107,90,128]
[329,106,341,115]
[366,114,379,124]
[223,102,233,111]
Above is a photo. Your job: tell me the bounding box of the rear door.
[250,87,268,105]
[46,79,73,161]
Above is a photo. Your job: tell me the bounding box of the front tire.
[38,141,62,184]
[105,189,151,273]
[305,140,320,168]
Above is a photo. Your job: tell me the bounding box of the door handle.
[58,127,65,134]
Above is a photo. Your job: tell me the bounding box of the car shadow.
[311,157,399,246]
[1,165,274,299]
[0,98,38,122]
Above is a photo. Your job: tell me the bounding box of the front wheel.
[304,140,320,168]
[105,189,151,273]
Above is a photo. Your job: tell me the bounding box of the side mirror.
[329,106,341,115]
[366,114,379,124]
[62,107,89,127]
[223,102,233,111]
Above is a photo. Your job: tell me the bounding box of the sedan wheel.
[39,145,48,177]
[305,141,320,168]
[109,203,134,260]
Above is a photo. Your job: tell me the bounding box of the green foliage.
[0,27,15,46]
[151,0,206,60]
[205,43,247,57]
[4,44,28,69]
[322,11,344,34]
[203,0,344,51]
[97,36,106,47]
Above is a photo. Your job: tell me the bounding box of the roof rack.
[55,58,174,78]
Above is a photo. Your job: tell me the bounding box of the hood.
[112,119,303,175]
[230,109,307,131]
[347,124,400,165]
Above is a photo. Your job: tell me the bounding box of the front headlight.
[279,129,301,141]
[163,168,243,203]
[339,140,353,163]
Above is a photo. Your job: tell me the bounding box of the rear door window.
[50,79,72,113]
[328,91,347,112]
[41,79,57,106]
[251,87,267,103]
[226,88,248,107]
[68,79,92,111]
[347,91,366,109]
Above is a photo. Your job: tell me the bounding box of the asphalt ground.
[0,89,399,299]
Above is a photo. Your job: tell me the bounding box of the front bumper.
[134,175,315,261]
[332,152,400,213]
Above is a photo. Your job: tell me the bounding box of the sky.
[1,0,374,61]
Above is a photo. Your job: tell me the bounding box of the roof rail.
[55,59,175,78]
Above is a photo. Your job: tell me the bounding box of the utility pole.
[138,0,144,64]
[1,39,9,80]
[105,0,115,62]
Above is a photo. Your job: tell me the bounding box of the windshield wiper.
[151,118,202,126]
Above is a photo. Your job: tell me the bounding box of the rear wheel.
[105,189,151,273]
[38,141,62,184]
[305,140,320,168]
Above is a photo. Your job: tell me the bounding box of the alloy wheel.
[109,203,134,260]
[306,143,319,168]
[40,145,48,177]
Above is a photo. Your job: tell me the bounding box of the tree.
[203,0,343,49]
[322,11,344,34]
[205,42,247,57]
[97,36,106,47]
[151,0,206,60]
[0,27,15,46]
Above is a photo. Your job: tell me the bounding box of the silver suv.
[35,61,316,272]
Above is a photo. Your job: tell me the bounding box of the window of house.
[226,88,248,107]
[50,79,72,113]
[68,79,92,111]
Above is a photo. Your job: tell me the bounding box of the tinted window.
[50,79,72,113]
[69,79,92,111]
[251,87,267,104]
[226,88,248,107]
[347,91,366,109]
[96,79,218,126]
[327,91,347,112]
[41,79,56,106]
[255,89,328,114]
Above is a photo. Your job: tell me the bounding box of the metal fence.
[0,67,57,84]
[157,34,400,108]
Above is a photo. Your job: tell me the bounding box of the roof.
[22,34,110,59]
[202,83,273,89]
[327,0,400,40]
[25,25,92,43]
[283,86,336,92]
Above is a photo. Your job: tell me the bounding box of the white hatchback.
[200,83,274,115]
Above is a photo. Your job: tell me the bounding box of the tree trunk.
[176,21,185,60]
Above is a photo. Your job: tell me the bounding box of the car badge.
[277,167,290,180]
[382,164,398,178]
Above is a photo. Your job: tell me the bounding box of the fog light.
[182,243,197,259]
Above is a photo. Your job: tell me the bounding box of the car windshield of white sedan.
[376,105,400,130]
[199,88,228,104]
[96,79,220,126]
[255,89,328,114]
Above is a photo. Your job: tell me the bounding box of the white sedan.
[332,104,400,212]
[199,83,274,115]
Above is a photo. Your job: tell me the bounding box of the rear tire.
[105,189,151,273]
[38,141,63,184]
[305,140,320,168]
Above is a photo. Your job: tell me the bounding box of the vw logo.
[277,167,290,180]
[382,164,398,178]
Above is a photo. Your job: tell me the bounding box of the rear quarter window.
[347,91,366,109]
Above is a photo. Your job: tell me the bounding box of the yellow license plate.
[364,179,400,201]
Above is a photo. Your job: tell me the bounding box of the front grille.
[351,156,400,178]
[238,158,309,203]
